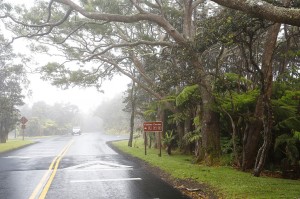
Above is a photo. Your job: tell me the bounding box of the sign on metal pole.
[20,116,28,124]
[143,121,163,156]
[143,121,163,132]
[20,116,28,140]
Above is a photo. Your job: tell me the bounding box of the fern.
[176,84,200,107]
[163,130,175,146]
[293,130,300,140]
[274,133,300,165]
[274,134,295,150]
[183,130,201,145]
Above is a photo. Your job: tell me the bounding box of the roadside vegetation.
[0,139,34,153]
[113,139,300,199]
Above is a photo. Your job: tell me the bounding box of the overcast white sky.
[3,0,131,113]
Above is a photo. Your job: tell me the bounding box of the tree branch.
[54,0,186,44]
[211,0,300,27]
[85,40,172,61]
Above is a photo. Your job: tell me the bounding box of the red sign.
[20,116,28,124]
[143,121,163,132]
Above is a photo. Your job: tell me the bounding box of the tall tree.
[0,35,26,142]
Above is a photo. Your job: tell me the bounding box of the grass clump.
[113,139,300,199]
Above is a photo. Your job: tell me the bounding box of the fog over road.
[0,132,190,199]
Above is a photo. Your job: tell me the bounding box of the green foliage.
[279,91,300,105]
[272,101,297,122]
[143,109,157,119]
[0,34,26,142]
[193,116,200,127]
[143,102,159,121]
[294,131,300,140]
[21,102,79,136]
[215,73,251,92]
[274,131,300,165]
[142,95,176,121]
[176,84,200,107]
[276,117,300,132]
[42,120,59,136]
[163,130,175,146]
[183,130,201,145]
[283,49,300,58]
[218,90,259,113]
[272,90,300,132]
[221,137,233,154]
[195,9,267,52]
[167,112,185,123]
[158,95,176,109]
[160,95,176,103]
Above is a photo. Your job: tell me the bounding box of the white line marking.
[3,155,54,159]
[70,178,142,183]
[64,160,132,170]
[65,168,134,172]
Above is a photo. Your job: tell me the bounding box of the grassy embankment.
[0,139,34,153]
[113,139,300,199]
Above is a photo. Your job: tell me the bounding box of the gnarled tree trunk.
[253,22,281,177]
[242,23,281,172]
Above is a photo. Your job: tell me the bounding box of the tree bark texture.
[199,76,221,164]
[128,80,136,147]
[191,56,221,164]
[253,22,282,176]
[156,106,165,149]
[242,23,281,171]
[0,122,8,143]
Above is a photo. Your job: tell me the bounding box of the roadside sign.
[143,121,163,132]
[143,121,163,157]
[20,117,28,140]
[20,116,28,124]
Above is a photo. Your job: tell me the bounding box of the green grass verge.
[0,139,34,153]
[113,139,300,199]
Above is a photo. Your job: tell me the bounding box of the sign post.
[20,116,28,140]
[143,121,163,156]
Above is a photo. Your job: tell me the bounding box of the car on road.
[72,127,81,135]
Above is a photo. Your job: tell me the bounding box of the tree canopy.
[0,34,27,143]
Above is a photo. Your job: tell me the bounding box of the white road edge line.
[70,178,142,183]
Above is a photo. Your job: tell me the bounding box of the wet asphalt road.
[0,132,190,199]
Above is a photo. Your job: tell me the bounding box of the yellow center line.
[29,139,74,199]
[38,140,74,199]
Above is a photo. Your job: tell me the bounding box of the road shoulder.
[107,141,218,199]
